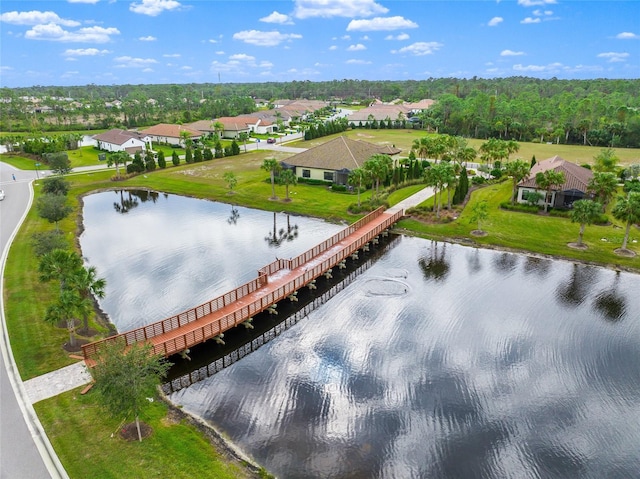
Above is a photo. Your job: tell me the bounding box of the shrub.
[500,201,539,214]
[471,176,486,185]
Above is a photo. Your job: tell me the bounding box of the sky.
[0,0,638,88]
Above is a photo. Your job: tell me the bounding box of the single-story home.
[93,129,152,154]
[346,104,413,125]
[517,155,594,208]
[212,117,252,139]
[281,136,401,185]
[139,123,202,147]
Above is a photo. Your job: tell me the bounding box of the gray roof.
[282,136,401,171]
[93,129,146,146]
[518,156,594,192]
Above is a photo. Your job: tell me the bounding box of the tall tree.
[238,132,250,153]
[505,159,531,205]
[593,148,620,173]
[67,265,106,333]
[39,249,83,292]
[587,172,618,212]
[278,169,298,201]
[570,199,602,246]
[535,170,566,213]
[91,340,171,442]
[44,288,91,349]
[348,167,369,207]
[261,158,281,200]
[612,191,640,251]
[36,193,73,231]
[107,151,130,179]
[363,154,392,198]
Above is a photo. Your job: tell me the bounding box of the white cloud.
[517,0,556,6]
[180,66,192,70]
[260,11,293,25]
[501,49,525,56]
[513,62,562,72]
[114,56,158,68]
[329,45,338,50]
[163,53,180,58]
[0,10,80,27]
[347,43,366,51]
[532,9,553,16]
[392,41,442,56]
[597,52,629,62]
[616,32,639,40]
[215,50,225,55]
[25,24,120,43]
[521,17,541,24]
[142,68,154,72]
[385,33,410,40]
[345,59,372,65]
[347,16,418,32]
[488,17,503,27]
[293,0,388,19]
[229,53,256,61]
[63,48,110,56]
[233,30,302,47]
[139,35,156,41]
[130,0,181,17]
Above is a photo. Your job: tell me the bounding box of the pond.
[80,191,640,479]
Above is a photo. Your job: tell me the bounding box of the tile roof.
[93,129,147,146]
[347,104,412,122]
[186,120,215,132]
[212,117,252,131]
[518,156,593,192]
[282,136,401,171]
[140,123,201,138]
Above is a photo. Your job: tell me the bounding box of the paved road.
[0,163,68,479]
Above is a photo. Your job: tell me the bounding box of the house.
[281,136,401,185]
[211,117,252,139]
[346,104,413,126]
[93,129,151,154]
[139,123,202,147]
[517,156,594,208]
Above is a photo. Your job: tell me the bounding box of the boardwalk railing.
[82,207,402,361]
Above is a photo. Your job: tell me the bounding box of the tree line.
[1,78,639,148]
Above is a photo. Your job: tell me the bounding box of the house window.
[302,169,310,178]
[324,171,334,181]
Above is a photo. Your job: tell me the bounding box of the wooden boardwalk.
[82,207,404,364]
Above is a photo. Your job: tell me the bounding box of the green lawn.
[35,390,260,479]
[398,180,639,271]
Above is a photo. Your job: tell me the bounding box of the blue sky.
[1,0,638,88]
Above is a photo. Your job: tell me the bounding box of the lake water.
[80,191,640,479]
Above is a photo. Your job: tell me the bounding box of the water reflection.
[418,241,450,281]
[523,256,551,278]
[112,190,139,214]
[555,264,600,307]
[492,251,519,273]
[592,272,627,322]
[265,212,299,247]
[227,205,240,225]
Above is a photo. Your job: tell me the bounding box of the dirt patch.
[119,421,153,441]
[471,230,487,237]
[567,242,589,250]
[614,248,637,258]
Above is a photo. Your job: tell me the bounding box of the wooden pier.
[82,207,403,364]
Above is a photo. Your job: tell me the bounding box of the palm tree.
[348,168,369,207]
[535,170,566,213]
[238,132,250,153]
[39,249,83,292]
[107,151,130,179]
[67,265,106,334]
[45,288,91,348]
[612,191,640,251]
[363,154,392,198]
[278,169,297,201]
[261,158,281,199]
[505,159,531,205]
[587,172,618,212]
[424,163,448,218]
[570,199,602,246]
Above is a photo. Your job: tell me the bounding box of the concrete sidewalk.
[387,186,435,214]
[23,362,92,404]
